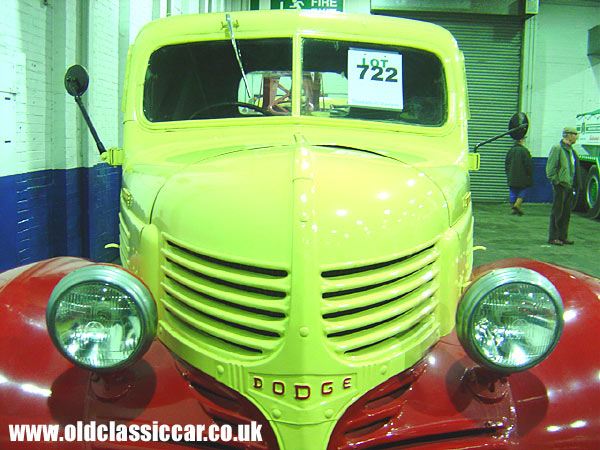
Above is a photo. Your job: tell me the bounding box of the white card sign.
[348,48,403,110]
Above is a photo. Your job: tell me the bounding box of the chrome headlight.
[46,265,157,371]
[457,268,563,374]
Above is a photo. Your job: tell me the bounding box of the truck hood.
[150,142,449,269]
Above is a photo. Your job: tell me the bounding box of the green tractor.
[574,109,600,218]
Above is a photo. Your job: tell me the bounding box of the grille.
[161,234,290,359]
[321,242,440,359]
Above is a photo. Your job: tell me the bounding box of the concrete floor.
[472,202,600,278]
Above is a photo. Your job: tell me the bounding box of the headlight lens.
[457,268,564,374]
[46,265,157,371]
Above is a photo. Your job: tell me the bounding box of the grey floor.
[472,202,600,278]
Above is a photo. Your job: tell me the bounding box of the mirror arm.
[74,95,106,155]
[473,124,527,153]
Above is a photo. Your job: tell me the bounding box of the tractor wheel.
[584,165,600,219]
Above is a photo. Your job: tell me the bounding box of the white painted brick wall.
[130,1,154,45]
[85,0,119,167]
[530,1,600,157]
[0,0,80,175]
[0,0,156,176]
[51,0,79,171]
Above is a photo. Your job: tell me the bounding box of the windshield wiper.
[226,13,252,99]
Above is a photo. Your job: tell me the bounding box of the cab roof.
[131,9,458,58]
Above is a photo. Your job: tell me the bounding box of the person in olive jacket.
[545,126,581,246]
[505,137,533,215]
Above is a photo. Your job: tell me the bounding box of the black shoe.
[560,239,574,245]
[548,239,563,246]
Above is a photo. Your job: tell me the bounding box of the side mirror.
[64,64,89,97]
[64,64,106,155]
[508,112,529,140]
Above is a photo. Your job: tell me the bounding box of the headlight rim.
[457,267,564,374]
[46,264,157,372]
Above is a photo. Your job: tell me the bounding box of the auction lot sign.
[271,0,343,11]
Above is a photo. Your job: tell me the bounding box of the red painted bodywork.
[1,257,599,449]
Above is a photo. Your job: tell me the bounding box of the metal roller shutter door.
[377,12,524,201]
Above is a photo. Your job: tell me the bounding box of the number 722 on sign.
[347,48,403,110]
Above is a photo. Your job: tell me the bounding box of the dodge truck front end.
[2,10,597,450]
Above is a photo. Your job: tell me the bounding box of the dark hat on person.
[563,126,578,135]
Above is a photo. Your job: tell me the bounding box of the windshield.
[301,39,446,126]
[143,38,292,122]
[143,37,446,126]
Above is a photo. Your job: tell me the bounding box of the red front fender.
[328,258,600,449]
[0,258,94,449]
[484,259,600,448]
[0,258,277,449]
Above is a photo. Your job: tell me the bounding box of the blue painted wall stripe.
[0,165,121,273]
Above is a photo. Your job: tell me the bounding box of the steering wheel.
[190,102,271,119]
